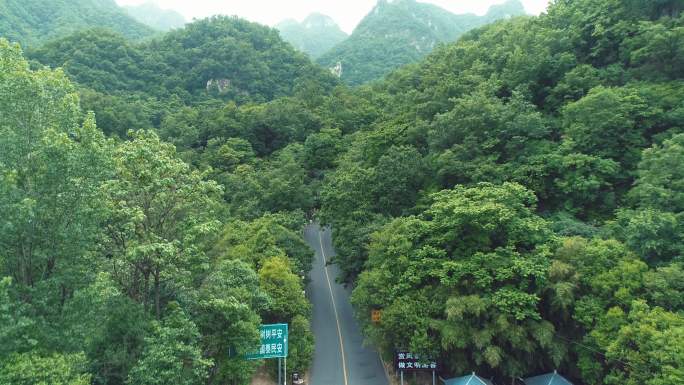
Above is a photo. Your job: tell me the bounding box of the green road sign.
[245,323,288,359]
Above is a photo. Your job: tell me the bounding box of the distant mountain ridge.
[123,1,186,31]
[276,13,348,59]
[0,0,154,47]
[317,0,526,85]
[29,16,337,104]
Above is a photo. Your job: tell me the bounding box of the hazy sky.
[115,0,551,33]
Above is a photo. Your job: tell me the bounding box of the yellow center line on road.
[319,228,350,385]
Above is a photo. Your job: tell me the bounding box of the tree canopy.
[0,38,318,385]
[318,1,684,383]
[0,0,154,48]
[317,0,526,85]
[1,0,683,384]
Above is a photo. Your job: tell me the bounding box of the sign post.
[395,351,438,385]
[245,323,289,360]
[246,324,289,385]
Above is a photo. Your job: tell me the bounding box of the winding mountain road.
[303,224,389,385]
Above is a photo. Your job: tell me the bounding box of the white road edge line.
[319,227,350,385]
[378,353,392,384]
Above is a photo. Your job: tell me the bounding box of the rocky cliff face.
[206,78,231,93]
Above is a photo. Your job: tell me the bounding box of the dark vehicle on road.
[292,373,305,385]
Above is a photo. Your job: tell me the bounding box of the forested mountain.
[123,1,186,31]
[0,0,154,47]
[319,0,684,383]
[30,16,335,103]
[317,0,526,85]
[28,16,337,138]
[1,34,321,385]
[276,13,348,58]
[1,0,684,384]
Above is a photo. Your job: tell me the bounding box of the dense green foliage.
[317,0,684,384]
[352,183,556,374]
[0,0,154,48]
[317,0,526,85]
[123,1,186,32]
[0,38,316,385]
[26,16,338,140]
[276,13,348,59]
[29,17,337,104]
[2,0,684,384]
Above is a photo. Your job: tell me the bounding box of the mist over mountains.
[317,0,527,84]
[123,1,186,31]
[276,13,348,59]
[1,0,526,84]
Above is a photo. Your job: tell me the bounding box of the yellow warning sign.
[371,309,382,323]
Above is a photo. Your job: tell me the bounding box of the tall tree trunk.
[60,284,67,308]
[143,269,150,314]
[154,268,161,320]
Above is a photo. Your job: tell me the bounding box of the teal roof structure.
[443,373,494,385]
[523,371,573,385]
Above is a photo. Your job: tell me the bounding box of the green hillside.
[1,1,683,385]
[123,1,186,31]
[28,16,337,140]
[0,0,154,47]
[320,0,684,383]
[276,13,348,58]
[30,16,337,103]
[317,0,526,85]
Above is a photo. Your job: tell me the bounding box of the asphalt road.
[303,223,389,385]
